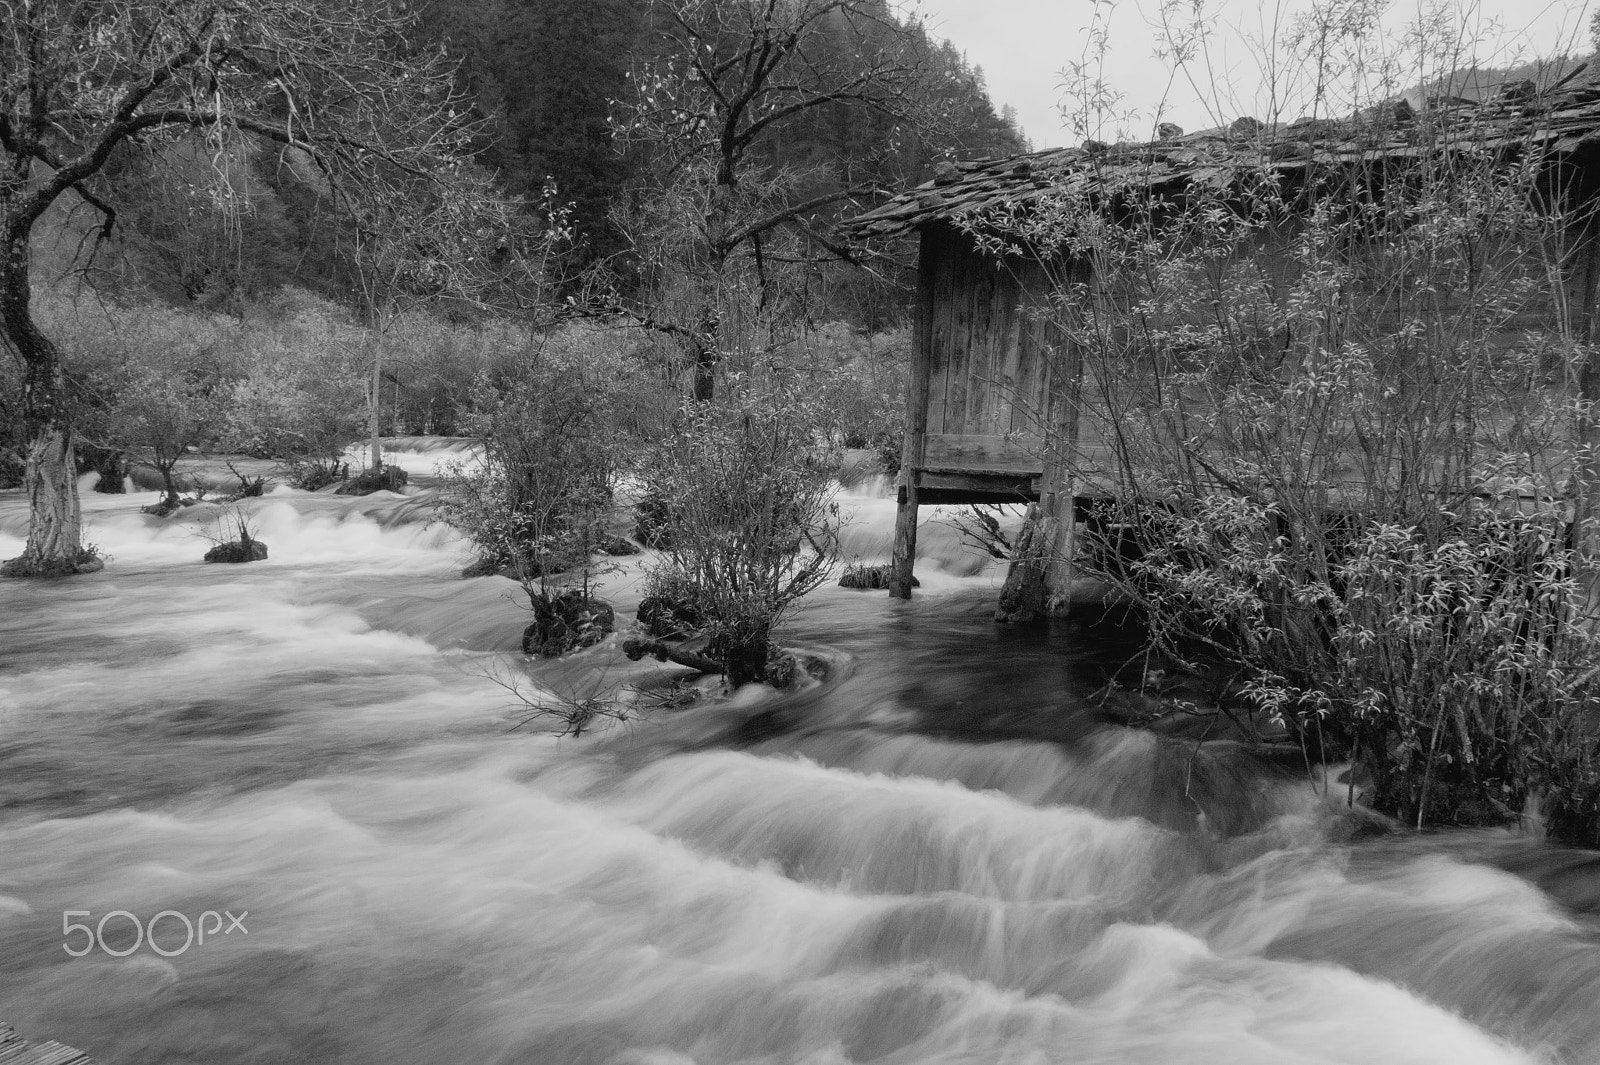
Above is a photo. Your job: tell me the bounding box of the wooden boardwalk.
[0,1023,93,1065]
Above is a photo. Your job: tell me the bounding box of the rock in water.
[637,593,704,638]
[632,494,675,548]
[335,465,408,496]
[522,592,615,657]
[599,536,642,557]
[204,539,269,564]
[0,550,104,578]
[838,563,917,590]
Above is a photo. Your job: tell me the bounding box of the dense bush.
[30,287,364,474]
[1101,494,1600,833]
[0,358,21,489]
[438,325,664,588]
[792,323,908,469]
[0,449,22,490]
[980,13,1600,841]
[639,377,839,686]
[104,359,232,504]
[21,285,592,482]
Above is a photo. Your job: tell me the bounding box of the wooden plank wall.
[920,223,1055,478]
[908,161,1600,513]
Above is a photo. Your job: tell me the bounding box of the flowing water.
[1,442,1598,1064]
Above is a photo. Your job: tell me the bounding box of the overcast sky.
[916,0,1596,148]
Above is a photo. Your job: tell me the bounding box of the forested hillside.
[425,0,1024,267]
[20,0,1024,316]
[2,0,1024,521]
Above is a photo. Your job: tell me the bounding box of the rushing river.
[1,441,1598,1065]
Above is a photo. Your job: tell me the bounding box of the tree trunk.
[994,504,1052,622]
[1,228,91,578]
[691,342,717,403]
[79,444,127,493]
[159,462,180,505]
[369,341,384,471]
[2,410,88,577]
[717,624,771,688]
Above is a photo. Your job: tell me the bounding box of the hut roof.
[846,66,1600,238]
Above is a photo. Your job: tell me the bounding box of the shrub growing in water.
[1099,495,1600,836]
[639,378,839,686]
[441,343,632,581]
[970,13,1600,841]
[439,328,661,654]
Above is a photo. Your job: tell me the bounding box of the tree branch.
[717,187,864,250]
[623,637,726,675]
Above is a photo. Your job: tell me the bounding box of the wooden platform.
[0,1023,93,1065]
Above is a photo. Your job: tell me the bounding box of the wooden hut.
[847,69,1600,614]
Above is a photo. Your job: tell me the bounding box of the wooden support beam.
[1038,452,1079,616]
[1041,260,1088,615]
[890,225,940,598]
[921,433,1043,475]
[915,469,1039,504]
[996,258,1085,621]
[889,475,920,599]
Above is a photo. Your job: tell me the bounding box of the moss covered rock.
[204,539,269,564]
[336,465,408,496]
[522,592,615,657]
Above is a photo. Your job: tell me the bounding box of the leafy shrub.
[439,331,649,583]
[220,293,368,467]
[0,447,22,490]
[104,359,231,503]
[282,457,348,491]
[982,14,1600,840]
[795,323,908,471]
[1101,493,1600,835]
[640,377,839,686]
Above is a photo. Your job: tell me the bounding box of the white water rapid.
[0,442,1596,1064]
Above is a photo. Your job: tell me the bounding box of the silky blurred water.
[0,443,1596,1064]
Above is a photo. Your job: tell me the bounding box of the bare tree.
[607,0,927,399]
[341,163,554,474]
[107,356,228,509]
[0,0,480,576]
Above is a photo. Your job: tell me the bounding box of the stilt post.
[889,227,938,598]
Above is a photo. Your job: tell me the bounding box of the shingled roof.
[847,65,1600,238]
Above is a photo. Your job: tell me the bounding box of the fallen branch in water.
[622,637,724,676]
